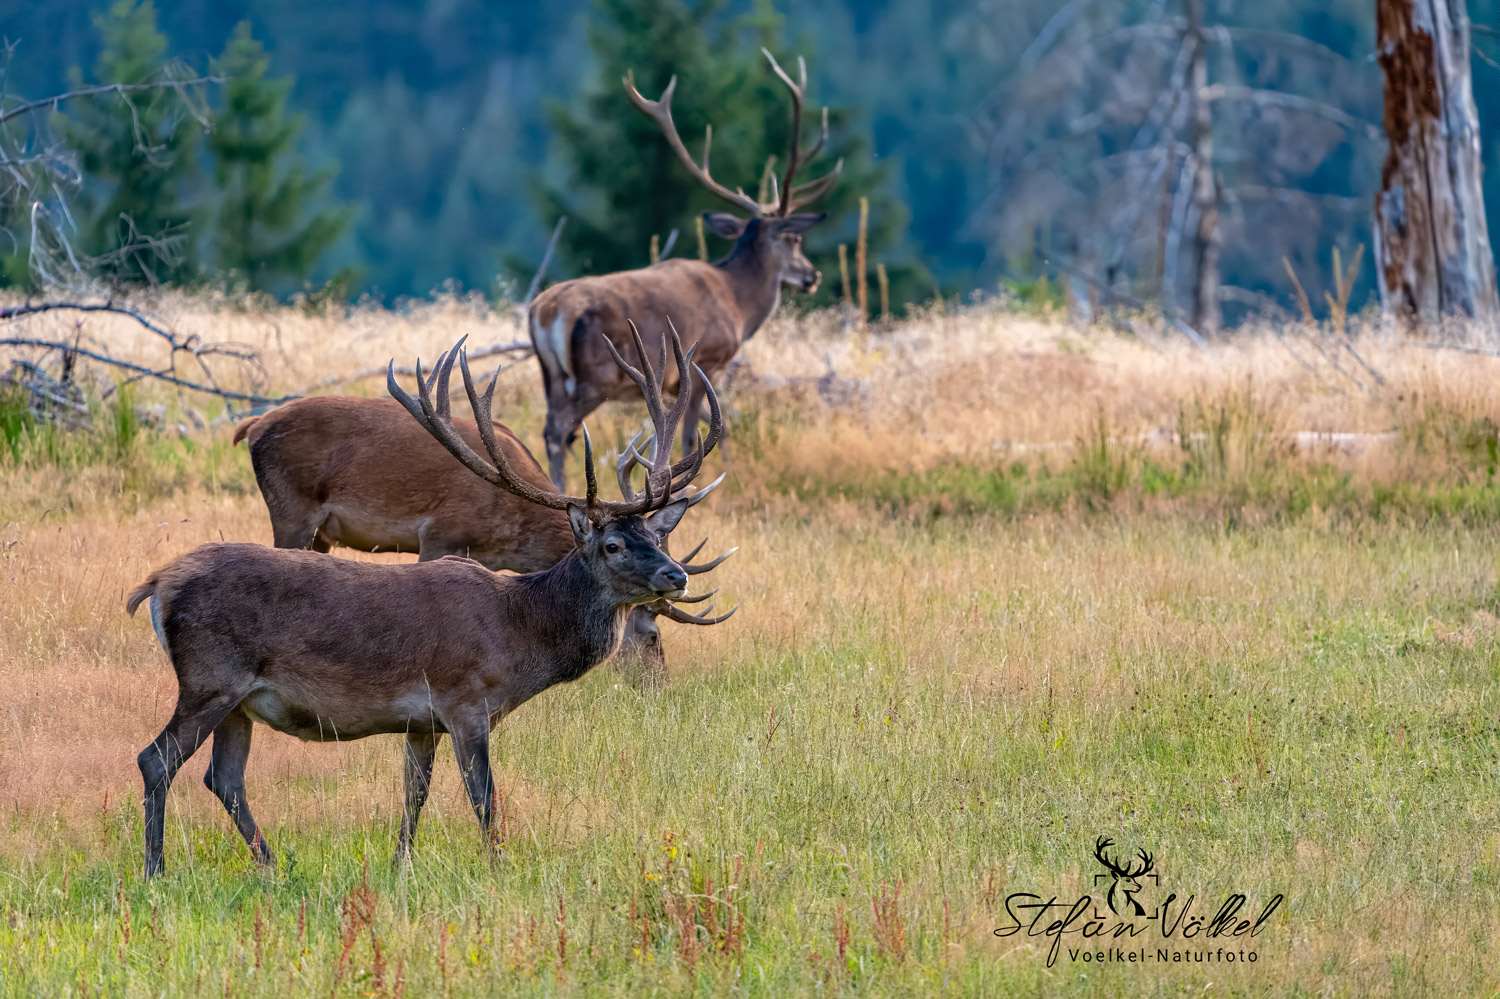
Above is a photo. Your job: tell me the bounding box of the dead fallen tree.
[1,300,295,421]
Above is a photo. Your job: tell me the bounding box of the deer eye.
[605,541,621,554]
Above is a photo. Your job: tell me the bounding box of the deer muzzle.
[652,565,689,599]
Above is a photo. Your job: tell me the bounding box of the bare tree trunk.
[1185,0,1221,336]
[1374,0,1499,332]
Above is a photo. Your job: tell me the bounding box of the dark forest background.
[6,0,1500,320]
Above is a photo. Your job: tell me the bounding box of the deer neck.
[514,552,629,686]
[716,240,781,340]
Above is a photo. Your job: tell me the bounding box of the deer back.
[239,396,574,571]
[139,543,622,738]
[530,259,751,397]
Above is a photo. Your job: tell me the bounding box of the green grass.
[3,512,1499,996]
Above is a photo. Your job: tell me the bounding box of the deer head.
[387,320,732,615]
[624,49,841,292]
[1094,836,1155,916]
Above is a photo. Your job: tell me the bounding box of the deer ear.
[777,211,827,235]
[647,497,689,537]
[567,504,595,544]
[702,212,748,239]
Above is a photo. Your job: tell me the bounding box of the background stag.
[529,49,841,488]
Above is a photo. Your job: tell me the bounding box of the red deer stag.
[231,384,735,678]
[127,326,725,877]
[530,48,842,488]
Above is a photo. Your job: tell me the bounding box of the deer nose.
[654,565,687,597]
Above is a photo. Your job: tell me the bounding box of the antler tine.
[802,106,830,164]
[670,587,717,604]
[786,158,844,214]
[615,429,649,501]
[458,346,513,473]
[652,320,698,478]
[605,322,666,432]
[663,362,722,486]
[658,602,739,626]
[684,546,737,575]
[390,338,582,512]
[679,537,709,563]
[762,47,806,215]
[680,472,726,508]
[581,425,598,508]
[1133,849,1154,875]
[762,46,802,100]
[623,70,763,216]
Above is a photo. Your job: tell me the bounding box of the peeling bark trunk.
[1185,0,1221,337]
[1374,0,1499,331]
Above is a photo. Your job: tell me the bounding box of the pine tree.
[206,22,349,293]
[61,0,201,285]
[536,0,919,309]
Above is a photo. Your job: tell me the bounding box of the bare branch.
[1199,84,1382,140]
[0,76,222,127]
[521,217,566,310]
[0,338,291,404]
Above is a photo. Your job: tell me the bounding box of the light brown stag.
[529,48,842,487]
[231,386,734,677]
[128,326,727,877]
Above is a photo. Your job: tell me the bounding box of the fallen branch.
[0,337,292,404]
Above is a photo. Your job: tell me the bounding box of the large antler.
[623,71,765,216]
[761,48,844,216]
[624,54,842,219]
[388,325,721,517]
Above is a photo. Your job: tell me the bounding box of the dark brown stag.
[128,325,726,877]
[231,382,734,676]
[530,48,842,488]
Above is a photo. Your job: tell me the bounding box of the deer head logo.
[1093,836,1155,917]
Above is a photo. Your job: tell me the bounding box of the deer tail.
[231,416,260,446]
[125,576,158,617]
[127,574,172,654]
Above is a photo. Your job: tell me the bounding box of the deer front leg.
[451,723,501,860]
[396,731,441,862]
[202,707,275,867]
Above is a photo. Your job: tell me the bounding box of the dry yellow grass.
[3,297,1500,996]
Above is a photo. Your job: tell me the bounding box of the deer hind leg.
[451,724,501,860]
[396,731,441,862]
[543,385,610,492]
[137,691,243,877]
[202,706,275,867]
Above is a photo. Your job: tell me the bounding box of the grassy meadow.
[2,295,1500,996]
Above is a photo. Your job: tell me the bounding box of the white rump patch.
[148,595,167,653]
[544,314,574,385]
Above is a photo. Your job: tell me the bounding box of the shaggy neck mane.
[512,549,628,679]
